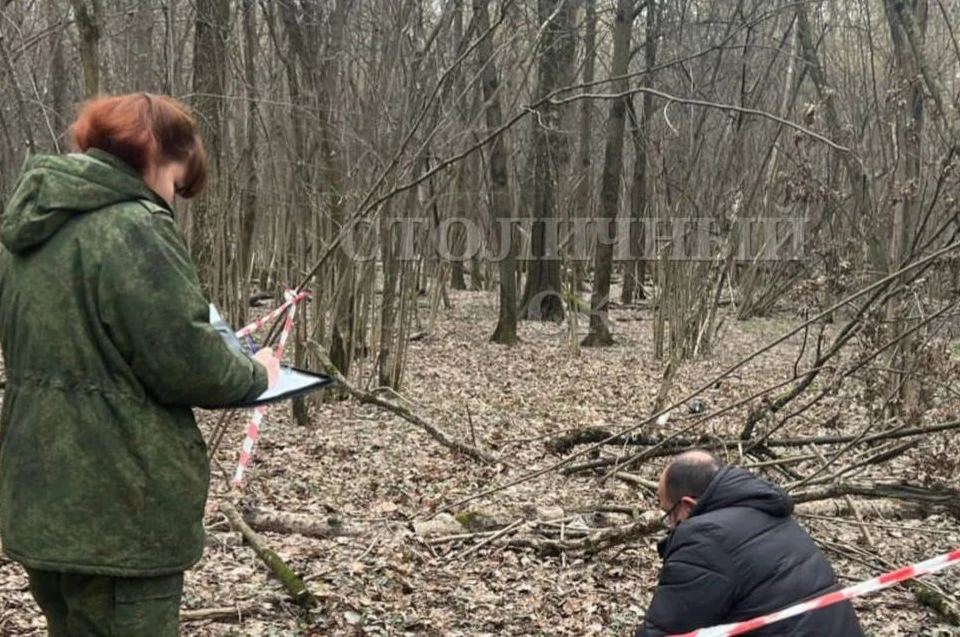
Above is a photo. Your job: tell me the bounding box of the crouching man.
[635,450,864,636]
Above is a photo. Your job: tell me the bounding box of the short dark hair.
[664,450,723,503]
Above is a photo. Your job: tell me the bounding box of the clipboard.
[209,304,336,408]
[233,364,335,408]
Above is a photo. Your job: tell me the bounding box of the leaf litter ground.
[1,289,958,636]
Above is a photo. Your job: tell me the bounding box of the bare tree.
[520,0,575,322]
[475,0,519,344]
[68,0,103,97]
[621,0,659,304]
[582,0,635,346]
[190,0,230,288]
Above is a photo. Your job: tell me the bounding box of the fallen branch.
[906,579,960,626]
[243,507,358,539]
[611,471,659,493]
[309,341,498,465]
[546,427,692,455]
[791,482,960,519]
[181,603,266,623]
[502,513,661,557]
[554,419,960,468]
[220,502,319,610]
[449,519,525,561]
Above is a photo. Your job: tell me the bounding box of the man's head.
[658,450,723,528]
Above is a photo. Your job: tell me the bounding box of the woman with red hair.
[0,93,279,636]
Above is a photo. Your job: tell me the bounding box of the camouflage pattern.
[26,567,183,637]
[0,149,267,576]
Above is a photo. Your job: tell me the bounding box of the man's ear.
[680,495,698,509]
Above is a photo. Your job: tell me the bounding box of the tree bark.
[520,0,574,322]
[68,0,103,97]
[883,0,928,424]
[582,0,634,347]
[236,0,259,325]
[572,0,597,294]
[622,1,658,304]
[191,0,230,290]
[475,0,518,345]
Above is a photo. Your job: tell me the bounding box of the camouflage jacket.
[0,149,267,576]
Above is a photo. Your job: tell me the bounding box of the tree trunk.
[129,0,155,91]
[475,0,518,345]
[191,0,230,291]
[520,0,574,323]
[572,0,597,294]
[582,0,634,347]
[236,0,259,325]
[319,0,354,379]
[47,0,68,142]
[883,0,928,425]
[622,1,657,304]
[69,0,103,97]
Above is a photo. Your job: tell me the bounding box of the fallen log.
[795,499,924,522]
[546,427,709,456]
[502,512,661,557]
[552,419,960,467]
[220,502,319,610]
[181,603,267,623]
[243,507,358,539]
[791,482,960,519]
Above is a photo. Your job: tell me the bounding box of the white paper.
[208,303,332,406]
[253,366,329,404]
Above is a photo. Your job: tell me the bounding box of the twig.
[820,538,960,625]
[558,418,960,461]
[308,341,498,465]
[844,495,876,548]
[741,454,818,469]
[425,530,502,545]
[466,403,477,449]
[547,86,853,154]
[612,471,659,493]
[449,519,525,561]
[808,446,874,549]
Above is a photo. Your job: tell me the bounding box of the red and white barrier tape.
[231,290,302,488]
[672,547,960,636]
[235,291,309,339]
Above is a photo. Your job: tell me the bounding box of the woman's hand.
[253,347,281,388]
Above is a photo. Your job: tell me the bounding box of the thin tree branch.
[307,341,498,465]
[546,86,852,154]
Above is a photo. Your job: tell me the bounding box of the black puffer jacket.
[635,466,863,636]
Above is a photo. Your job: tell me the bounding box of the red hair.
[70,93,207,198]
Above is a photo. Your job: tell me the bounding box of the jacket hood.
[1,149,167,253]
[691,465,794,519]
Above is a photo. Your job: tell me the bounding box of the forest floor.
[1,288,959,636]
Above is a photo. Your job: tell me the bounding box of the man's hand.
[253,347,281,388]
